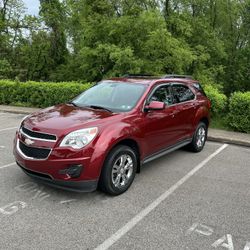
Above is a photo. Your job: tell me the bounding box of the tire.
[188,122,207,152]
[99,145,137,195]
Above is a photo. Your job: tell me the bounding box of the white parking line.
[94,144,229,250]
[60,199,77,204]
[0,127,17,132]
[0,162,16,170]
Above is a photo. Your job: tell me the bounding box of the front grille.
[21,126,57,141]
[19,140,51,159]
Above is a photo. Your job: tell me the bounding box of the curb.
[1,110,32,115]
[207,136,250,148]
[0,107,40,115]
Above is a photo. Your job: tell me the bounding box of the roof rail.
[122,74,193,80]
[122,74,159,79]
[163,74,193,79]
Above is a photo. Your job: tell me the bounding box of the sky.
[23,0,40,15]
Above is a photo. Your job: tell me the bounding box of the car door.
[142,84,180,156]
[171,83,197,140]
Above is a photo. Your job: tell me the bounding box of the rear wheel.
[189,122,207,152]
[99,145,137,195]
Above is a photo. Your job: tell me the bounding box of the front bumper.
[13,132,103,192]
[17,161,98,192]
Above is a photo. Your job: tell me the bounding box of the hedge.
[204,85,228,117]
[0,80,92,108]
[228,92,250,133]
[0,80,228,113]
[0,80,249,133]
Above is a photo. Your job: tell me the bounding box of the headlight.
[60,127,98,149]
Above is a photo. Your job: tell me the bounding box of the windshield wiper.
[67,101,78,107]
[88,105,112,112]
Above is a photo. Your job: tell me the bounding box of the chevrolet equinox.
[14,75,211,195]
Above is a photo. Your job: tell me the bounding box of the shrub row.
[0,80,92,108]
[0,80,249,133]
[204,85,227,117]
[0,80,227,112]
[204,85,250,133]
[228,92,250,133]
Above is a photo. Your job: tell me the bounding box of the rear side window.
[193,82,207,96]
[172,85,195,103]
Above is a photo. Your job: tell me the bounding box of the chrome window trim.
[142,82,197,112]
[17,139,52,161]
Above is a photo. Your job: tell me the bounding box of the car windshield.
[73,81,147,112]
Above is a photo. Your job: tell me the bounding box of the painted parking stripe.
[60,199,77,204]
[0,162,16,170]
[94,144,229,250]
[0,127,17,132]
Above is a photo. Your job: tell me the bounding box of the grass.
[9,102,34,107]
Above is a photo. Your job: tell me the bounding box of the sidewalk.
[0,105,249,147]
[0,105,39,114]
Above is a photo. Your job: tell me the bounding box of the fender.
[88,121,144,178]
[193,105,210,130]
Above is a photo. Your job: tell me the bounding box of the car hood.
[22,104,119,135]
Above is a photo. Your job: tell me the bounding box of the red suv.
[13,75,210,195]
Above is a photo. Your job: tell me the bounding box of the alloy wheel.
[111,154,134,188]
[196,126,206,148]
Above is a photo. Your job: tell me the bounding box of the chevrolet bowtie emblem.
[24,138,34,146]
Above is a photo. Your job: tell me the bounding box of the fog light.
[59,164,83,178]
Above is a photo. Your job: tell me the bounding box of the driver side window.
[150,85,173,106]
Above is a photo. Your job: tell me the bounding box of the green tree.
[39,0,68,72]
[1,0,250,93]
[0,0,26,79]
[62,0,195,81]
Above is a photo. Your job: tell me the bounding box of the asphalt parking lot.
[0,112,250,250]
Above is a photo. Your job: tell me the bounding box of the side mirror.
[144,101,165,111]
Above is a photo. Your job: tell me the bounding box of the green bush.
[0,80,92,108]
[228,92,250,133]
[204,85,227,117]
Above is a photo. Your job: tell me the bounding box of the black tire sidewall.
[100,145,137,195]
[192,122,207,152]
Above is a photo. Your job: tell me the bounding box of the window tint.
[172,85,195,103]
[150,85,173,105]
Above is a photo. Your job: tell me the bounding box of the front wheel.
[189,122,207,152]
[99,145,137,195]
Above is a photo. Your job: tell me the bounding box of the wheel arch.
[199,117,209,128]
[106,138,141,173]
[193,105,210,129]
